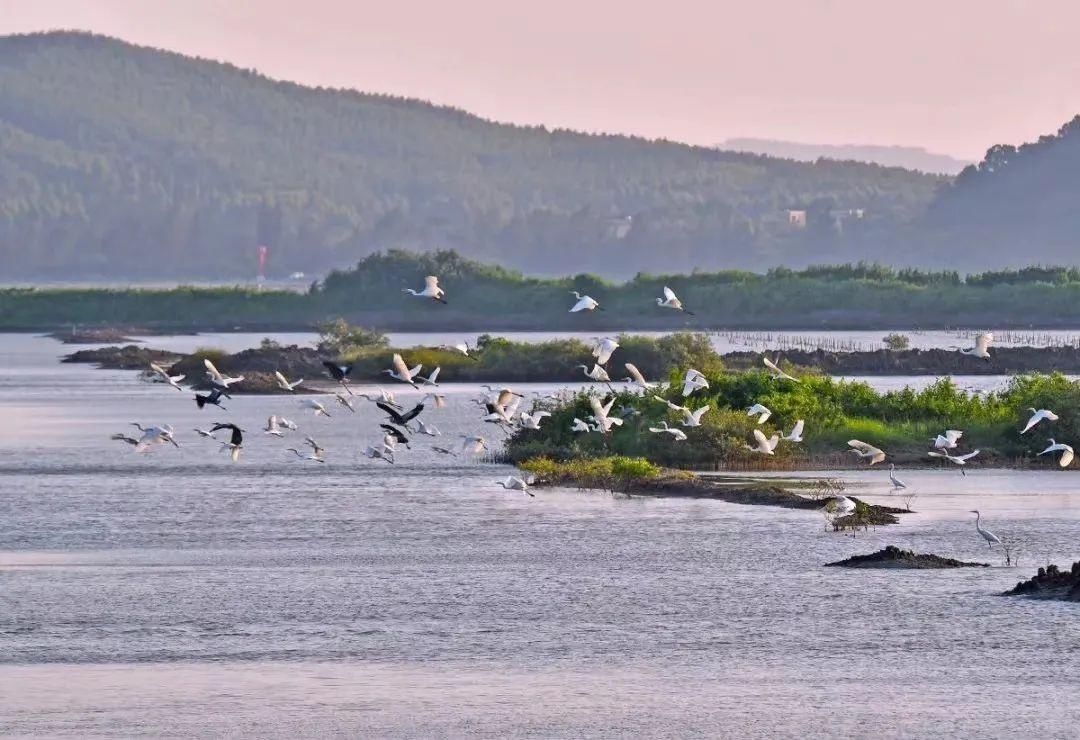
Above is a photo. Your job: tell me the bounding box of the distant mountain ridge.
[721,138,972,174]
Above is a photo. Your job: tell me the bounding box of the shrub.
[882,333,910,350]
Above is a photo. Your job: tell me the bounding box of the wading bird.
[781,419,805,443]
[286,447,325,463]
[656,286,693,315]
[383,354,423,388]
[149,362,185,391]
[299,398,331,417]
[421,392,448,409]
[322,361,354,395]
[746,403,772,424]
[568,291,601,312]
[210,422,244,462]
[931,430,964,450]
[193,428,217,439]
[928,449,980,472]
[358,388,400,409]
[263,415,284,437]
[1038,439,1075,467]
[588,396,623,433]
[363,444,395,464]
[848,440,886,465]
[970,510,1002,548]
[403,275,447,304]
[380,424,411,449]
[888,464,907,490]
[460,435,489,455]
[1021,408,1059,434]
[648,421,688,441]
[431,445,457,457]
[496,476,535,497]
[745,429,780,455]
[591,337,619,366]
[203,359,244,389]
[443,341,479,360]
[763,356,799,382]
[958,332,993,360]
[416,418,442,436]
[377,401,424,428]
[416,367,441,387]
[130,423,179,449]
[334,393,356,413]
[278,417,299,431]
[304,436,325,458]
[682,368,709,397]
[622,363,656,392]
[571,418,595,433]
[519,410,552,430]
[194,387,227,410]
[577,363,612,384]
[274,371,303,392]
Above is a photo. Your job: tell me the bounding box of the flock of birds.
[112,282,1065,546]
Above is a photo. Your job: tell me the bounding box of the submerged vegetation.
[15,250,1080,330]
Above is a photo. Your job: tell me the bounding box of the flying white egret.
[149,362,185,391]
[443,341,479,360]
[578,364,613,383]
[210,422,243,462]
[304,436,325,458]
[422,392,448,409]
[403,275,447,304]
[591,337,620,365]
[970,510,1002,548]
[383,354,423,388]
[931,430,964,450]
[888,464,907,490]
[571,418,595,433]
[1038,439,1075,467]
[203,359,244,388]
[263,415,284,437]
[763,356,799,382]
[648,421,688,441]
[460,435,489,455]
[358,388,401,410]
[677,404,710,427]
[958,332,993,360]
[568,291,601,312]
[745,428,780,455]
[274,371,304,392]
[416,418,442,437]
[363,444,395,464]
[781,419,805,443]
[130,423,179,452]
[278,417,299,431]
[655,286,693,315]
[520,410,552,430]
[848,439,886,465]
[496,476,535,497]
[746,403,772,424]
[588,396,624,433]
[300,398,332,417]
[334,393,356,413]
[381,425,411,450]
[622,363,655,392]
[286,447,325,463]
[416,367,441,387]
[1021,408,1059,434]
[193,427,217,439]
[928,449,980,466]
[682,368,709,397]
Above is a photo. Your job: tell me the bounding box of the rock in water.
[1005,561,1080,601]
[826,545,989,569]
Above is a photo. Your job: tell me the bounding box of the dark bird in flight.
[323,360,354,395]
[195,387,228,410]
[210,422,244,461]
[376,401,424,427]
[380,423,411,449]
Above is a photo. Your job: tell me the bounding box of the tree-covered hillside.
[0,31,940,279]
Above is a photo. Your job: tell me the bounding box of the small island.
[826,546,989,569]
[1005,562,1080,601]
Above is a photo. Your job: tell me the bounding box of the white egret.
[591,337,620,365]
[1021,408,1059,434]
[681,369,709,397]
[193,428,217,439]
[363,444,395,464]
[383,354,423,388]
[655,286,693,315]
[745,428,780,455]
[928,449,980,466]
[278,417,299,431]
[422,392,448,409]
[578,364,612,383]
[460,435,489,455]
[304,436,325,458]
[520,410,552,430]
[746,403,772,424]
[931,430,964,450]
[569,291,601,312]
[403,275,447,304]
[130,423,179,452]
[588,396,624,433]
[781,419,805,442]
[334,393,356,413]
[763,356,799,382]
[958,332,993,360]
[300,398,332,417]
[622,363,655,392]
[149,362,185,391]
[273,371,303,392]
[496,476,535,497]
[443,341,479,360]
[358,388,400,409]
[1038,439,1075,467]
[677,404,710,428]
[648,421,688,441]
[829,496,857,518]
[848,440,886,465]
[417,367,441,387]
[416,418,442,437]
[203,358,244,388]
[571,418,595,433]
[286,448,325,463]
[970,510,1002,548]
[263,415,284,437]
[888,464,907,490]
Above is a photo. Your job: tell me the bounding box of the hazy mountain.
[0,31,942,280]
[721,138,972,174]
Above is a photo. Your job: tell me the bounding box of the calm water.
[2,334,1080,738]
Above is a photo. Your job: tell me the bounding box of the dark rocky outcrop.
[826,545,989,569]
[62,344,181,370]
[724,347,1080,376]
[48,327,140,344]
[1005,561,1080,601]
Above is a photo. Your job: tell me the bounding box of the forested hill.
[0,31,940,279]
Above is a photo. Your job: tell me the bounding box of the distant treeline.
[8,250,1080,331]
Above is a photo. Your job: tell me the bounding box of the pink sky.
[2,0,1079,159]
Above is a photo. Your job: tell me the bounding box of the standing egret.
[746,404,772,424]
[1021,408,1059,434]
[655,286,694,315]
[648,421,688,441]
[149,362,185,391]
[591,337,620,366]
[745,429,780,454]
[274,371,304,392]
[568,291,601,312]
[848,440,886,465]
[888,464,907,490]
[958,332,993,360]
[781,420,805,442]
[763,356,799,382]
[681,369,709,397]
[403,275,447,304]
[970,510,1002,548]
[382,354,423,388]
[496,476,535,497]
[1038,439,1075,467]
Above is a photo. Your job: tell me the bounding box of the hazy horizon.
[3,0,1079,161]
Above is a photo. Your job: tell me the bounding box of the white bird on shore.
[848,439,886,465]
[273,371,303,392]
[928,449,980,467]
[588,396,624,433]
[746,429,780,454]
[496,476,535,497]
[460,435,489,455]
[363,444,395,464]
[622,363,656,392]
[747,403,772,424]
[383,354,423,388]
[763,356,799,382]
[203,358,244,388]
[1021,408,1059,434]
[781,419,805,443]
[656,286,693,315]
[287,447,325,463]
[1038,439,1074,467]
[591,337,620,365]
[403,275,447,304]
[263,415,284,437]
[569,291,601,312]
[931,430,964,450]
[520,410,552,430]
[682,368,709,397]
[571,418,595,433]
[300,398,332,417]
[416,418,442,437]
[578,363,612,383]
[958,332,993,360]
[970,510,1002,548]
[648,421,688,441]
[149,362,185,391]
[888,464,907,490]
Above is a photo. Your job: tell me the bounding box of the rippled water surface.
[2,334,1080,738]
